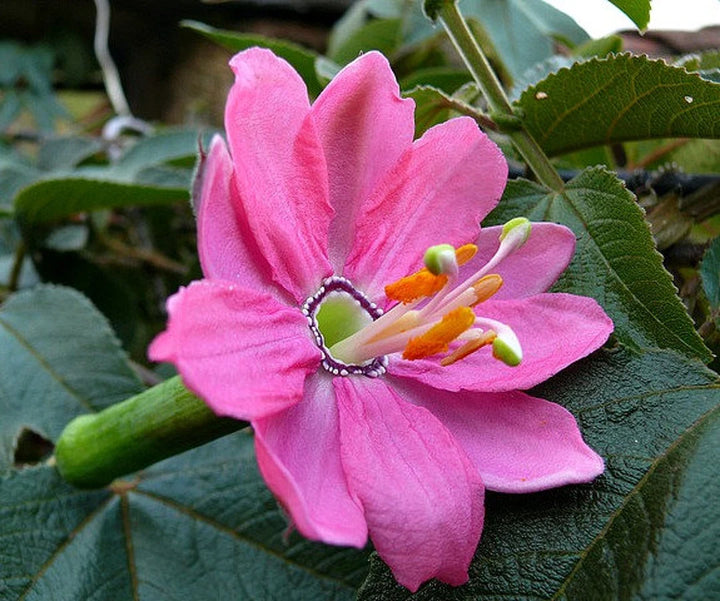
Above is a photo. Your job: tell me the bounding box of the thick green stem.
[437,1,565,192]
[55,376,245,489]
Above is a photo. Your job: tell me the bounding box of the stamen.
[385,269,447,303]
[470,274,503,306]
[440,330,497,366]
[437,218,533,310]
[402,307,475,360]
[455,244,478,265]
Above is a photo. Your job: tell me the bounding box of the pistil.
[312,219,531,374]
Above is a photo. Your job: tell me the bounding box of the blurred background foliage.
[0,0,718,368]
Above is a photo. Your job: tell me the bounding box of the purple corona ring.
[150,48,614,591]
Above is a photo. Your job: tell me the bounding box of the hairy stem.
[436,1,565,191]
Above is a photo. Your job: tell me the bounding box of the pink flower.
[149,48,613,591]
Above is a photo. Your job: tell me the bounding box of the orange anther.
[385,270,448,304]
[471,274,503,305]
[455,244,478,265]
[402,307,475,360]
[440,330,497,366]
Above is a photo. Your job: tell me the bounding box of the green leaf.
[399,68,472,94]
[0,285,142,471]
[110,129,211,179]
[328,0,404,58]
[573,34,623,58]
[404,85,484,137]
[465,0,589,81]
[0,432,370,599]
[181,20,324,96]
[701,236,720,310]
[487,167,713,362]
[516,54,720,156]
[327,18,402,66]
[14,178,188,225]
[36,136,104,171]
[607,0,651,30]
[43,224,89,251]
[358,348,720,599]
[0,158,40,207]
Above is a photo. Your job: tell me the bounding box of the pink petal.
[254,373,368,547]
[148,280,321,420]
[344,117,508,301]
[312,51,415,271]
[195,135,283,298]
[226,48,333,302]
[335,377,484,592]
[470,223,576,300]
[389,378,604,493]
[389,293,613,392]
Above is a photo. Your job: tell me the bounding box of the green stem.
[55,376,245,489]
[8,239,26,291]
[437,1,565,192]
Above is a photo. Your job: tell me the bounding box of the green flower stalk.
[55,376,244,488]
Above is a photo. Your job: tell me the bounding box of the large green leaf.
[516,54,720,156]
[487,167,713,362]
[0,432,370,600]
[11,129,209,224]
[181,20,324,96]
[607,0,651,30]
[0,286,142,471]
[36,136,104,171]
[357,348,720,599]
[13,178,188,225]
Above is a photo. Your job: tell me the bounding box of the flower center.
[303,218,532,377]
[302,276,388,377]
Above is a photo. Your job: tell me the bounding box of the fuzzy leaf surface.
[516,54,720,156]
[487,167,713,362]
[357,348,720,599]
[0,286,142,471]
[0,433,370,600]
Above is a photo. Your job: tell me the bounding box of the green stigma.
[316,295,373,348]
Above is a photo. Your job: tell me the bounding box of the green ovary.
[316,295,373,348]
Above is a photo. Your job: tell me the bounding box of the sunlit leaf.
[607,0,651,30]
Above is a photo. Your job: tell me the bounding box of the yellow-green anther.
[424,243,458,276]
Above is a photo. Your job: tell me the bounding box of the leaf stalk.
[436,1,565,191]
